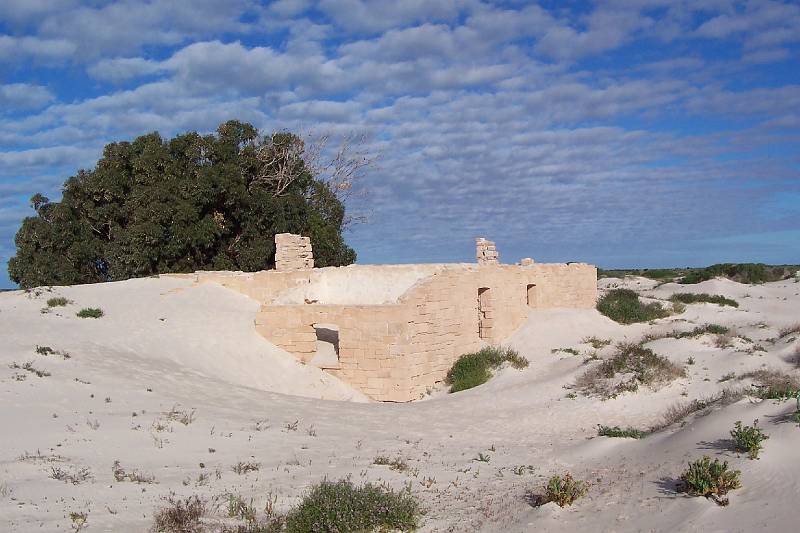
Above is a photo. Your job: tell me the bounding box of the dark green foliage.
[680,263,798,285]
[542,473,588,507]
[46,297,70,307]
[730,420,768,459]
[679,456,741,505]
[597,268,680,281]
[283,479,420,533]
[446,346,528,392]
[669,293,738,308]
[596,289,671,324]
[77,307,104,318]
[9,121,355,288]
[597,425,646,439]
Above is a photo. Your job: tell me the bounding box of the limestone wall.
[275,233,314,271]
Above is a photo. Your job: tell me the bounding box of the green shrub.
[542,473,588,507]
[730,420,768,459]
[76,307,104,318]
[46,297,70,307]
[679,456,741,505]
[284,479,419,533]
[680,263,798,285]
[669,293,738,308]
[446,346,528,392]
[597,425,646,439]
[741,369,800,400]
[596,289,671,324]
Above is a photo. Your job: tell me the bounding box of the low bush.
[541,473,588,507]
[596,289,670,324]
[284,479,420,533]
[76,307,104,319]
[779,323,800,339]
[669,293,738,308]
[597,425,646,439]
[575,343,685,399]
[46,296,70,307]
[582,336,611,349]
[679,456,741,505]
[730,420,768,459]
[446,346,528,393]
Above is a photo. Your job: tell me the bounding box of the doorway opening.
[526,283,537,307]
[310,323,340,368]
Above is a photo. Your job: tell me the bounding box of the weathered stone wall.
[476,237,499,264]
[275,233,313,271]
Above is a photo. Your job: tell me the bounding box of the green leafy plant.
[730,420,769,459]
[446,346,528,392]
[76,307,103,319]
[679,456,741,506]
[542,473,588,507]
[669,293,738,307]
[596,289,671,324]
[597,425,646,439]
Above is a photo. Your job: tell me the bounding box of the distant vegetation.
[596,289,671,324]
[669,293,738,307]
[599,263,799,285]
[46,296,71,307]
[8,120,360,288]
[445,346,528,393]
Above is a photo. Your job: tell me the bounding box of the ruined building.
[185,234,597,401]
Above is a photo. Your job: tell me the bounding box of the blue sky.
[1,0,799,288]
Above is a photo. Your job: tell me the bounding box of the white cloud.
[0,83,54,110]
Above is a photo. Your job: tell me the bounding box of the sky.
[1,0,799,288]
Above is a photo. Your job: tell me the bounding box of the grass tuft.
[76,307,104,319]
[597,289,671,324]
[46,296,71,307]
[446,346,528,393]
[597,425,646,439]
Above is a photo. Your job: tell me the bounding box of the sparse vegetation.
[551,347,580,356]
[9,361,50,377]
[445,346,528,393]
[164,405,196,425]
[679,456,741,506]
[232,461,261,475]
[597,425,646,439]
[650,388,746,432]
[76,307,104,318]
[47,296,71,307]
[582,336,611,349]
[575,343,685,398]
[50,466,92,485]
[113,461,156,483]
[730,420,768,459]
[680,263,798,285]
[739,369,800,400]
[669,293,738,307]
[373,456,409,472]
[597,289,671,324]
[779,323,800,339]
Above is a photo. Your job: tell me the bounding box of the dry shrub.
[738,369,800,399]
[151,495,207,533]
[651,388,746,432]
[779,323,800,339]
[575,343,685,399]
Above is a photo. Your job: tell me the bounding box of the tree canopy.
[8,120,356,288]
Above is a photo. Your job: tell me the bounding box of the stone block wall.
[476,238,499,264]
[275,233,314,271]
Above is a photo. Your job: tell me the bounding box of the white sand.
[1,275,799,532]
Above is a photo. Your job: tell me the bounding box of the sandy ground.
[1,275,799,532]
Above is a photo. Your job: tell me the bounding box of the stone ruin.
[275,233,314,271]
[178,233,597,401]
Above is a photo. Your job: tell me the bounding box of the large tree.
[8,120,356,288]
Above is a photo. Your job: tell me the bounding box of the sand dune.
[1,275,799,531]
